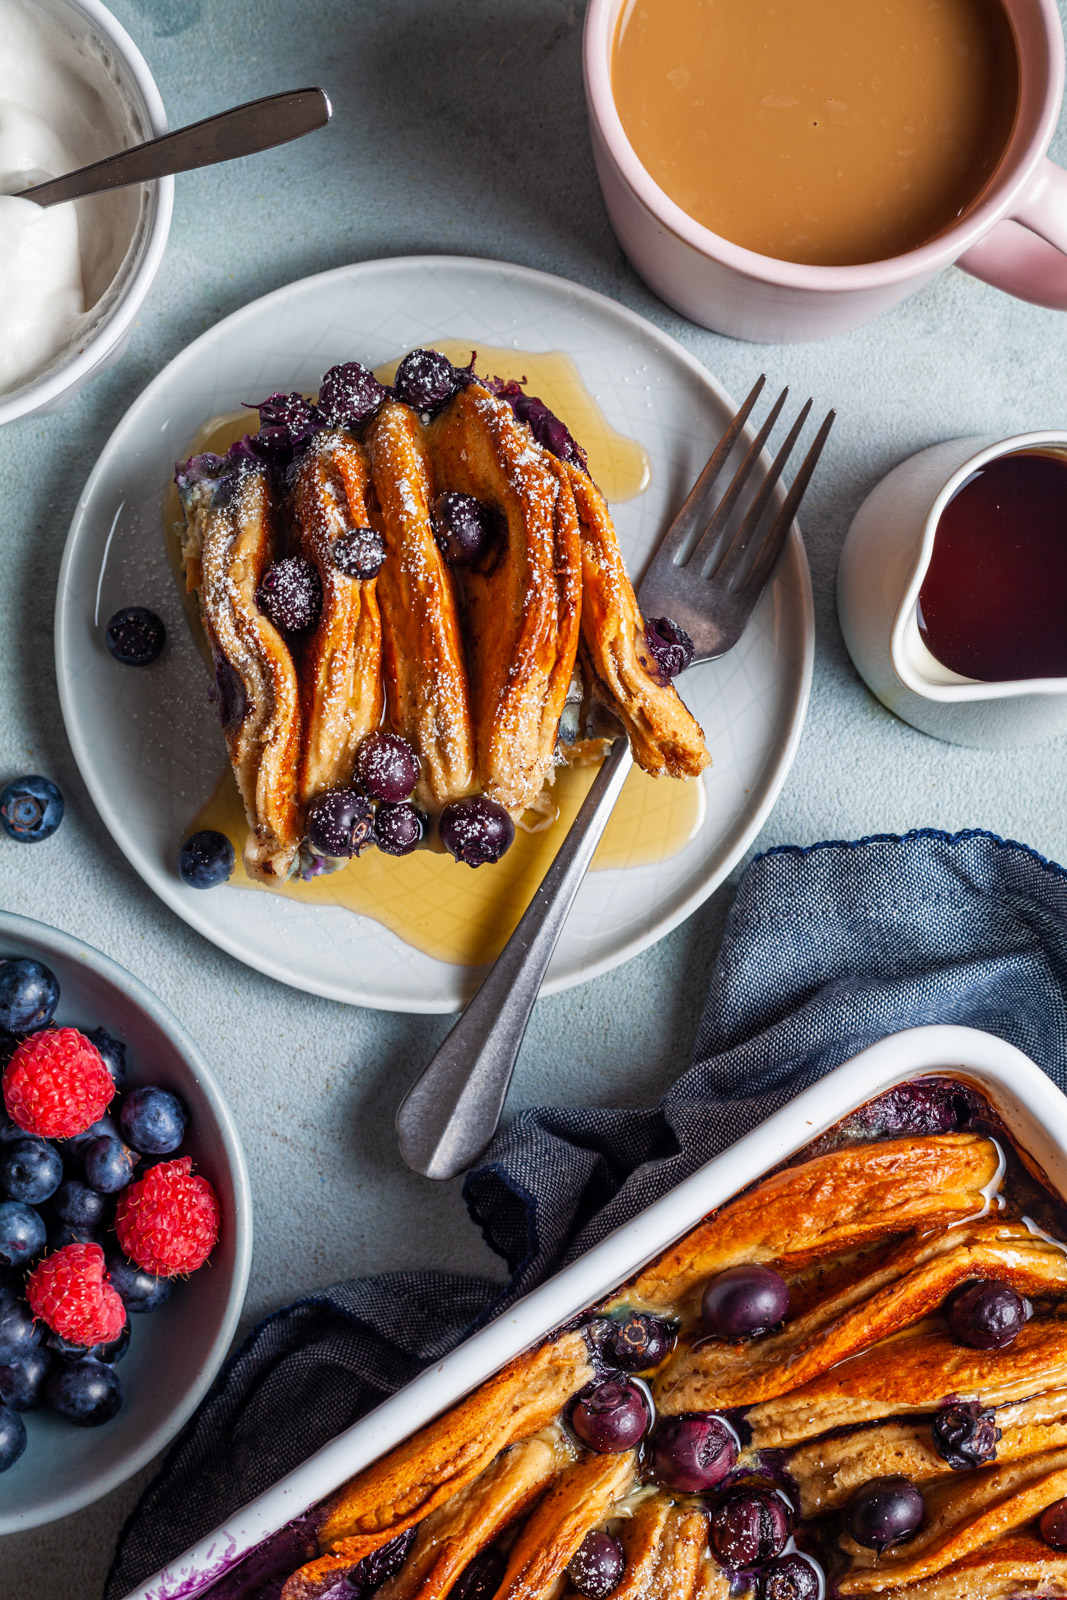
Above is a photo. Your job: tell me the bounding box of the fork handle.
[395,738,634,1180]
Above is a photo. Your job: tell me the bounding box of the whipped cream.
[0,0,142,398]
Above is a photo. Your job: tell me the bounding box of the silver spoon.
[13,87,331,208]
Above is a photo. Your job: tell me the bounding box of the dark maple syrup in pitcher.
[917,449,1067,681]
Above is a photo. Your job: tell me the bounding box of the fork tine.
[736,408,836,594]
[649,374,767,570]
[715,397,812,589]
[687,386,790,576]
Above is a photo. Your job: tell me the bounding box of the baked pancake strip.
[289,429,384,807]
[426,383,582,814]
[366,401,475,813]
[177,459,303,882]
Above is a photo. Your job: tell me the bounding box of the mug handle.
[958,156,1067,309]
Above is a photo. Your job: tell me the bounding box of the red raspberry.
[3,1027,115,1138]
[26,1242,126,1346]
[115,1157,220,1277]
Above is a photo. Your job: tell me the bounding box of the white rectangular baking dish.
[126,1022,1067,1600]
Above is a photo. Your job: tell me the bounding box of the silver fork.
[395,377,835,1180]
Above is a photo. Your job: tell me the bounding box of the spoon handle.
[395,737,634,1181]
[18,87,332,209]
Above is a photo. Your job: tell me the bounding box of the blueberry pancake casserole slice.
[174,350,710,883]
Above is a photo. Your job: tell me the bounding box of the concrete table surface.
[2,1,1066,1593]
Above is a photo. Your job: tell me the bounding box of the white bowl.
[0,0,173,426]
[123,1023,1067,1600]
[0,910,252,1532]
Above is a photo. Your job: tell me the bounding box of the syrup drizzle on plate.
[168,348,703,968]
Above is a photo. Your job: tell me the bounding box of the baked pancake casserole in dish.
[127,1028,1067,1600]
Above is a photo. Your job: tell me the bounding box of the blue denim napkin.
[107,827,1067,1599]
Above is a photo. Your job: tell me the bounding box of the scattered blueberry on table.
[0,775,64,843]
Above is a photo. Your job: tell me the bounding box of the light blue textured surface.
[1,0,1066,1591]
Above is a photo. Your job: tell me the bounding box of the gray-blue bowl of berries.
[0,910,252,1531]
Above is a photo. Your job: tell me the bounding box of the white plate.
[56,255,813,1013]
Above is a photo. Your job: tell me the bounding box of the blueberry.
[567,1530,625,1599]
[948,1280,1030,1350]
[0,1201,45,1268]
[393,348,458,413]
[84,1027,127,1089]
[0,1348,50,1410]
[0,1403,26,1470]
[105,606,166,666]
[430,493,497,565]
[47,1322,129,1365]
[45,1357,123,1425]
[709,1486,790,1569]
[178,829,235,889]
[255,390,319,446]
[0,1138,62,1206]
[350,1526,417,1587]
[48,1222,99,1251]
[256,557,323,635]
[333,525,386,580]
[317,361,389,428]
[305,788,375,858]
[0,1111,23,1146]
[756,1554,822,1600]
[374,802,423,857]
[0,1285,43,1360]
[1041,1497,1067,1550]
[213,656,247,734]
[68,1114,119,1152]
[932,1400,1000,1470]
[702,1265,790,1339]
[0,957,59,1033]
[355,732,419,803]
[604,1312,674,1372]
[105,1249,171,1313]
[53,1178,110,1231]
[82,1135,137,1194]
[440,796,514,868]
[447,1547,506,1600]
[644,617,694,681]
[651,1414,737,1493]
[0,775,64,843]
[847,1477,925,1550]
[570,1378,650,1453]
[120,1086,187,1156]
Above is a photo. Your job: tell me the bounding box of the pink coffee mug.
[583,0,1067,343]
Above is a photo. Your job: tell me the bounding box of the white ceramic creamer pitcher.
[837,432,1067,748]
